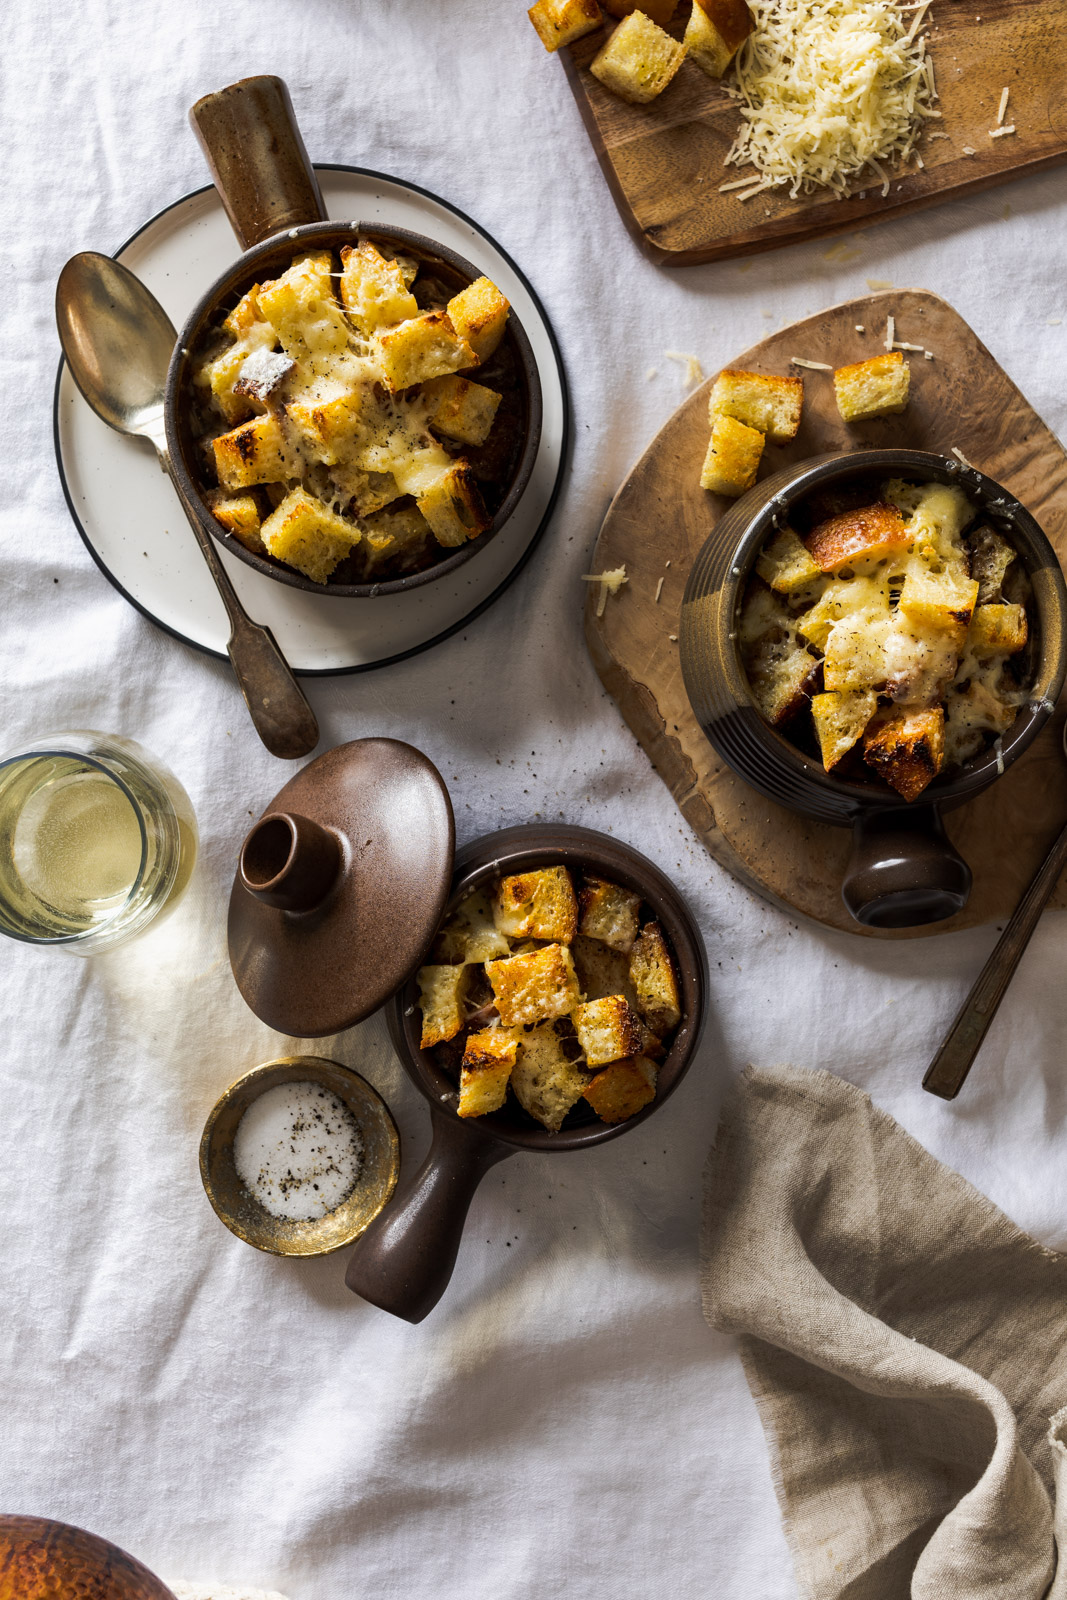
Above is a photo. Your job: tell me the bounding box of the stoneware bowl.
[0,1515,174,1600]
[164,75,542,598]
[681,447,1067,929]
[343,824,709,1323]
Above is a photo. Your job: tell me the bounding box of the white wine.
[0,734,197,951]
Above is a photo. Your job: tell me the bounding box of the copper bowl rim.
[386,823,710,1152]
[682,447,1067,815]
[164,219,544,598]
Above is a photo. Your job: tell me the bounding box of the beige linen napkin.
[701,1065,1067,1600]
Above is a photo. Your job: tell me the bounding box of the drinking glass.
[0,731,198,953]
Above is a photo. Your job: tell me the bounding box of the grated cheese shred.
[721,0,939,200]
[582,567,628,618]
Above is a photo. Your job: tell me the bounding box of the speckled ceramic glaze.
[680,449,1067,927]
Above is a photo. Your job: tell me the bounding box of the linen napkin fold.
[701,1065,1067,1600]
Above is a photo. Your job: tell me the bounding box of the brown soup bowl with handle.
[680,448,1067,929]
[164,75,542,598]
[343,824,709,1323]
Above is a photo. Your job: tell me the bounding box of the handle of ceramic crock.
[842,806,973,929]
[345,1104,513,1323]
[189,75,327,249]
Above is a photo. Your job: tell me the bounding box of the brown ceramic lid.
[228,738,454,1037]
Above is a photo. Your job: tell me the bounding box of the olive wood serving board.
[583,289,1067,938]
[560,0,1067,266]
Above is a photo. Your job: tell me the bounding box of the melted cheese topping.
[722,0,939,199]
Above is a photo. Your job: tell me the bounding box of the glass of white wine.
[0,731,198,954]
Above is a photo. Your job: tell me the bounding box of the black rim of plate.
[52,163,572,678]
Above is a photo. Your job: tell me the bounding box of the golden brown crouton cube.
[811,689,878,771]
[756,526,823,595]
[572,994,646,1067]
[898,566,979,651]
[570,935,635,1005]
[578,877,642,953]
[446,278,511,364]
[629,922,681,1033]
[417,964,471,1048]
[863,707,945,801]
[377,312,476,393]
[684,0,754,76]
[968,602,1028,657]
[739,580,818,725]
[434,890,512,964]
[205,490,265,556]
[423,375,502,447]
[485,944,581,1028]
[339,241,419,332]
[494,867,579,943]
[458,1029,519,1118]
[700,414,764,497]
[710,369,804,443]
[511,1025,591,1132]
[256,253,355,375]
[528,0,604,50]
[584,1057,657,1124]
[805,502,910,573]
[360,505,432,575]
[286,386,364,466]
[222,286,265,338]
[212,414,292,491]
[417,464,491,547]
[833,351,910,423]
[591,11,687,102]
[260,488,360,585]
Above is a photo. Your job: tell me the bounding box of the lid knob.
[239,811,341,912]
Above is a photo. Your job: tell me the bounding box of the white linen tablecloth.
[2,3,1066,1596]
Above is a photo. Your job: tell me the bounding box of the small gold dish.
[199,1055,400,1257]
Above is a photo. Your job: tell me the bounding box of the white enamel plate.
[54,167,568,675]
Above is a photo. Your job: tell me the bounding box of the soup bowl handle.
[190,74,328,250]
[345,1104,513,1323]
[842,805,972,929]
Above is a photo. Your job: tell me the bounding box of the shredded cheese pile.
[721,0,939,200]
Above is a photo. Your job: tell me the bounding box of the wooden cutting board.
[583,289,1067,938]
[560,0,1067,266]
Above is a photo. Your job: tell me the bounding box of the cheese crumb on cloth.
[721,0,940,199]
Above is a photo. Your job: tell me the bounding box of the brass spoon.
[923,721,1067,1099]
[56,251,319,761]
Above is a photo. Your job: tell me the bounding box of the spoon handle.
[168,471,319,760]
[923,816,1067,1099]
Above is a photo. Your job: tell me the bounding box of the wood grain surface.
[583,290,1067,938]
[560,0,1067,266]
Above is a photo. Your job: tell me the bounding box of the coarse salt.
[234,1081,363,1222]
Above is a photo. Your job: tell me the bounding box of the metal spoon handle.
[168,469,319,760]
[923,818,1067,1099]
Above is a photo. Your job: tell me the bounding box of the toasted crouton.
[446,278,510,364]
[417,964,471,1048]
[286,386,364,466]
[710,369,804,443]
[756,526,823,595]
[434,890,512,964]
[494,867,579,943]
[590,11,687,103]
[339,241,419,333]
[212,414,292,491]
[811,689,879,771]
[578,877,642,953]
[359,505,432,576]
[863,707,945,800]
[572,994,646,1067]
[570,935,636,1005]
[584,1058,657,1124]
[968,525,1016,604]
[629,922,681,1033]
[805,502,910,573]
[459,1029,518,1118]
[528,0,604,50]
[485,944,581,1028]
[898,566,978,651]
[260,488,360,585]
[256,253,355,375]
[684,0,754,76]
[423,375,502,447]
[967,602,1028,657]
[377,312,477,393]
[222,286,265,339]
[833,351,910,423]
[511,1025,590,1132]
[700,413,764,497]
[205,490,265,556]
[417,464,490,547]
[603,0,677,20]
[739,580,818,725]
